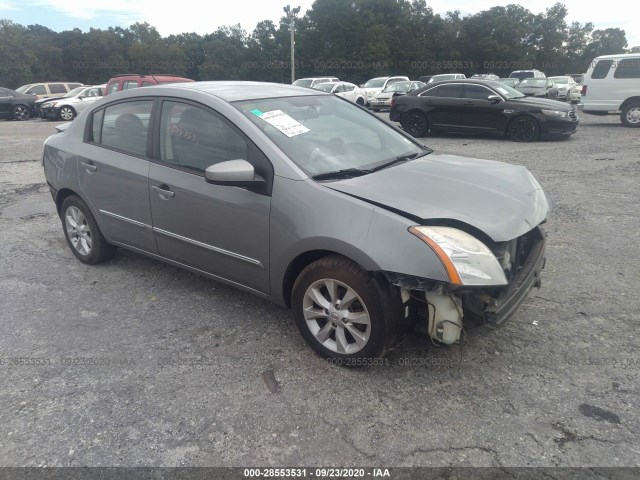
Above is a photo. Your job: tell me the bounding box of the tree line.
[1,0,637,89]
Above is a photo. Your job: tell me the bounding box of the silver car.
[43,81,549,362]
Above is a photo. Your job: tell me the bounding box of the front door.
[148,100,272,294]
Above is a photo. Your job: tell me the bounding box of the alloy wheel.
[65,206,92,255]
[625,106,640,125]
[302,278,371,354]
[13,105,29,121]
[59,107,75,121]
[510,117,537,142]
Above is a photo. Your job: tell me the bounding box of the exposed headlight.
[409,226,508,286]
[541,109,568,117]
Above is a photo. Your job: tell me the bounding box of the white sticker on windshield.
[258,110,310,137]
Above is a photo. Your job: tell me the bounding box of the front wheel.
[12,104,30,121]
[61,195,116,264]
[59,106,76,121]
[508,116,539,142]
[292,255,387,362]
[356,97,365,106]
[621,103,640,127]
[402,111,429,137]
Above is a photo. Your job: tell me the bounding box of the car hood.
[326,154,550,242]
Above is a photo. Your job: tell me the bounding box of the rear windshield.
[293,79,313,88]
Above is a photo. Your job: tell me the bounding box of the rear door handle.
[80,161,97,172]
[152,185,175,198]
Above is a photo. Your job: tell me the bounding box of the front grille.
[569,109,578,121]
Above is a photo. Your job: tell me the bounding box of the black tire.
[61,195,116,264]
[620,103,640,127]
[12,104,30,121]
[292,255,388,363]
[356,97,365,106]
[508,115,539,142]
[58,105,76,121]
[401,111,429,137]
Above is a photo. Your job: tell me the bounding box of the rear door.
[77,99,157,253]
[148,100,272,294]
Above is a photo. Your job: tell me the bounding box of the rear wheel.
[508,116,539,142]
[61,195,116,264]
[292,255,387,362]
[620,103,640,127]
[12,104,30,121]
[59,106,76,121]
[402,111,429,137]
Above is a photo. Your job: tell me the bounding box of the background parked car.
[312,81,366,105]
[0,87,36,120]
[471,73,500,81]
[499,78,521,88]
[40,84,106,121]
[105,74,193,95]
[566,73,584,84]
[581,53,640,127]
[293,77,339,88]
[390,79,578,142]
[15,82,83,100]
[418,75,432,83]
[360,76,409,106]
[509,69,546,81]
[548,76,581,103]
[427,73,466,83]
[515,78,559,99]
[369,80,425,111]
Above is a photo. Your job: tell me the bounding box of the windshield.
[313,83,334,92]
[494,84,525,99]
[63,86,86,98]
[293,79,313,88]
[234,95,429,178]
[384,82,410,93]
[15,85,29,93]
[518,79,546,87]
[363,78,385,88]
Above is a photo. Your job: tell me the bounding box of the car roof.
[147,81,328,102]
[591,53,640,60]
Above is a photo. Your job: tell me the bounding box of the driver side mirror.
[205,159,265,187]
[487,95,502,103]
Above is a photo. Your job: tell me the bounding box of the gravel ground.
[0,112,638,470]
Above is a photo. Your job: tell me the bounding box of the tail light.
[581,85,587,96]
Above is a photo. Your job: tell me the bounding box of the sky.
[0,0,638,46]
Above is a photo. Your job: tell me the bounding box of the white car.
[581,53,640,127]
[369,81,425,111]
[292,77,339,89]
[427,73,466,84]
[548,76,581,103]
[40,84,106,121]
[361,76,409,107]
[313,81,366,105]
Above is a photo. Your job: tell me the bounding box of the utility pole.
[283,5,301,83]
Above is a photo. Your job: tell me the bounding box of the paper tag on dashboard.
[258,110,310,137]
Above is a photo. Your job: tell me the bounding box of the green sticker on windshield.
[250,109,264,116]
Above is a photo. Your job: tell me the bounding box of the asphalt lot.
[0,112,639,469]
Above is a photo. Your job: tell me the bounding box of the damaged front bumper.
[383,226,546,341]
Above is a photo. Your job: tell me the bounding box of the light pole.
[283,4,301,83]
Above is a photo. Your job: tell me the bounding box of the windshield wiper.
[312,168,374,181]
[371,149,431,172]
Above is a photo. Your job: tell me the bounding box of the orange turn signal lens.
[409,226,463,286]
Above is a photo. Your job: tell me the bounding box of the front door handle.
[80,161,97,172]
[152,185,175,198]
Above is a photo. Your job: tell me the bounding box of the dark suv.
[105,74,194,95]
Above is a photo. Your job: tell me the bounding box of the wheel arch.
[620,96,640,111]
[505,112,540,136]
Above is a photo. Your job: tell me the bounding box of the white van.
[581,53,640,127]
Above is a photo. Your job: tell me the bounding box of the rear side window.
[27,85,47,95]
[97,100,153,157]
[91,109,104,143]
[49,84,67,94]
[614,58,640,79]
[437,84,463,98]
[122,80,139,90]
[591,60,613,79]
[69,83,83,89]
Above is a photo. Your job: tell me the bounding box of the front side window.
[235,95,426,177]
[160,101,248,173]
[49,84,67,94]
[97,100,153,157]
[614,58,640,79]
[28,85,47,95]
[591,60,613,79]
[464,85,493,100]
